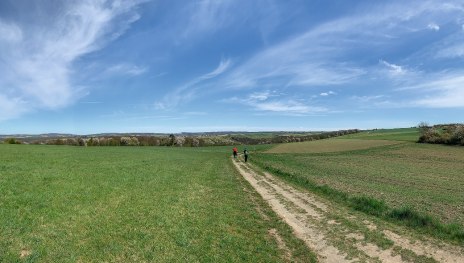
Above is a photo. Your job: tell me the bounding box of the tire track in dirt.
[232,158,464,262]
[233,160,352,263]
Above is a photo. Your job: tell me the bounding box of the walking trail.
[232,158,464,263]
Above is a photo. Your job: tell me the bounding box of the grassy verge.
[0,144,314,262]
[252,146,464,244]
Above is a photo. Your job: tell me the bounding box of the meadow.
[0,144,313,262]
[253,129,464,241]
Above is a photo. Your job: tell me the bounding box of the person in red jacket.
[233,147,238,159]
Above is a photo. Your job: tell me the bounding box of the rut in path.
[232,158,464,263]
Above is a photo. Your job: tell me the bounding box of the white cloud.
[201,0,464,114]
[0,95,29,121]
[408,73,464,108]
[379,59,406,75]
[105,63,148,76]
[437,43,464,58]
[254,100,324,114]
[155,58,231,110]
[320,91,336,96]
[180,0,234,39]
[175,0,284,44]
[0,21,22,43]
[218,1,464,92]
[224,92,326,115]
[249,91,272,101]
[0,0,145,120]
[352,95,386,102]
[427,23,440,31]
[199,58,231,80]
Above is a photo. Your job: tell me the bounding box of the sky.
[1,0,464,134]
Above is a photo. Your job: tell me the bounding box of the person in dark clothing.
[243,148,249,162]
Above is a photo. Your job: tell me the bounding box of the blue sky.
[1,0,463,134]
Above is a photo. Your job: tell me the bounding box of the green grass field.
[253,130,464,241]
[339,128,419,142]
[0,144,314,262]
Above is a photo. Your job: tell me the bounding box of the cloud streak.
[407,72,464,108]
[224,91,327,115]
[379,60,406,76]
[104,63,148,76]
[155,58,231,110]
[0,0,145,120]
[215,0,464,112]
[217,1,461,92]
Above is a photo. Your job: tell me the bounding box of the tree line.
[2,129,359,147]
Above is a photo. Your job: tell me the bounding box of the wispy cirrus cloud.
[218,1,460,91]
[179,0,235,39]
[405,72,464,108]
[104,63,148,76]
[437,43,464,58]
[254,100,325,114]
[173,0,287,44]
[0,0,146,121]
[214,0,464,113]
[224,91,327,115]
[0,20,22,42]
[155,58,231,110]
[379,60,406,76]
[0,95,29,121]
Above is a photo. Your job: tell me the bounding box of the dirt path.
[232,158,464,263]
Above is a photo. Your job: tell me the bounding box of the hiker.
[243,148,249,162]
[233,147,238,158]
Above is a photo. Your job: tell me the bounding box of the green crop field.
[253,136,464,236]
[267,139,402,153]
[0,144,314,262]
[339,128,420,142]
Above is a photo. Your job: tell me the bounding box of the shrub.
[4,138,21,144]
[418,128,444,144]
[168,134,175,146]
[107,137,120,146]
[450,126,464,145]
[88,137,100,146]
[174,136,185,147]
[77,138,86,146]
[418,123,464,146]
[65,138,78,146]
[120,137,139,146]
[388,207,435,228]
[191,137,199,147]
[350,196,388,216]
